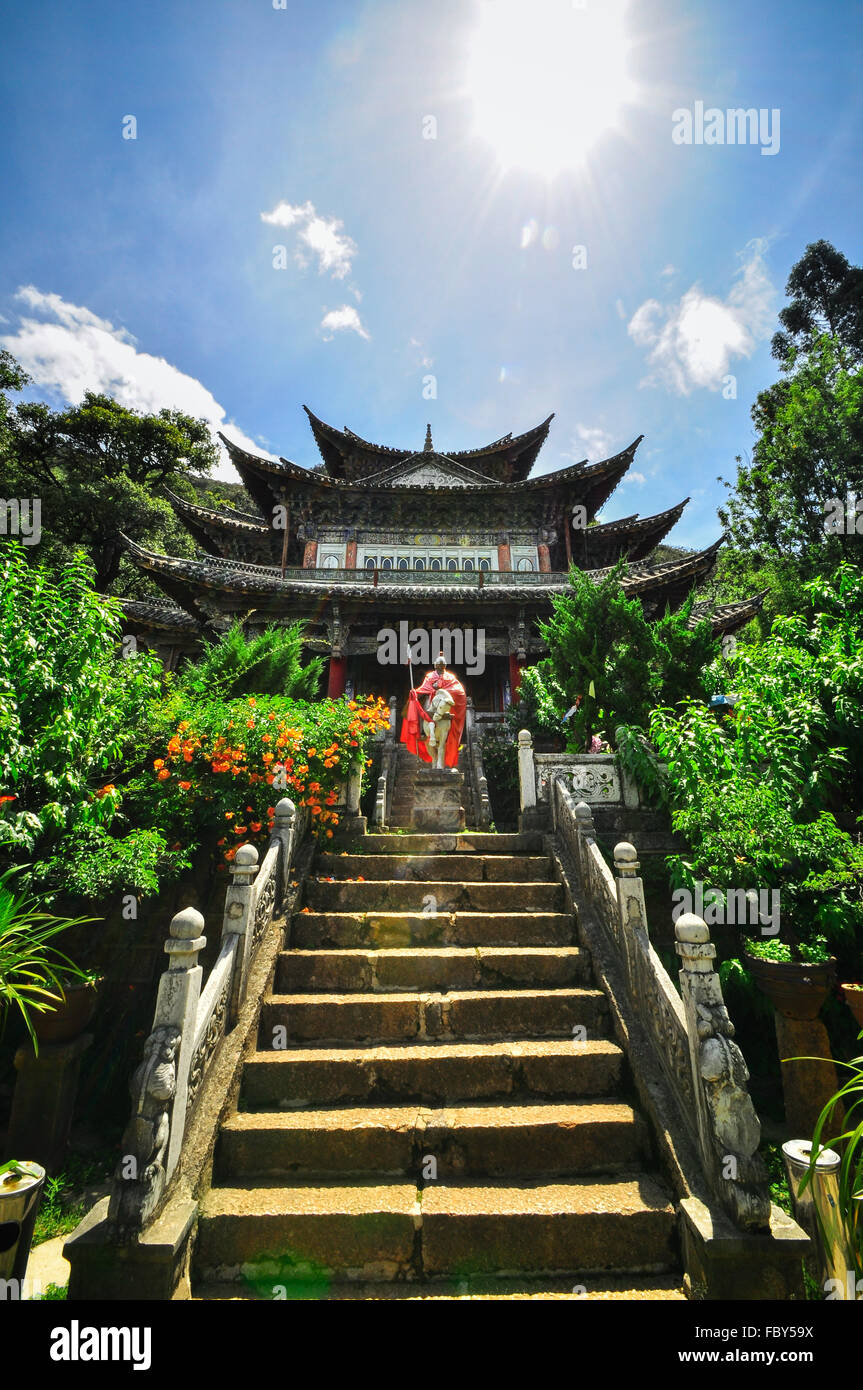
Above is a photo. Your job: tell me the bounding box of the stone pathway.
[194,830,684,1299]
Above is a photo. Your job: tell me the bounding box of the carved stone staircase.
[388,745,475,829]
[193,830,685,1300]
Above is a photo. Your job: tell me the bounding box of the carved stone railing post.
[573,799,596,883]
[161,908,206,1181]
[107,907,205,1239]
[477,771,491,829]
[388,694,398,733]
[614,841,648,988]
[346,763,362,816]
[675,912,771,1232]
[517,729,536,812]
[375,771,388,827]
[466,696,475,733]
[272,797,297,901]
[223,844,259,1019]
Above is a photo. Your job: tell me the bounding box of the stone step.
[195,1179,419,1283]
[313,854,551,882]
[355,833,544,855]
[260,988,607,1044]
[215,1100,647,1180]
[303,879,564,913]
[290,911,576,950]
[240,1038,624,1107]
[420,1176,678,1277]
[194,1175,677,1282]
[196,1273,687,1300]
[276,946,589,994]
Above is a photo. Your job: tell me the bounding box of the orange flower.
[325,829,333,838]
[157,768,170,781]
[225,811,234,820]
[153,758,165,770]
[96,784,116,797]
[250,821,262,833]
[247,719,255,729]
[178,781,192,791]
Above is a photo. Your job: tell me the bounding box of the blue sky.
[1,0,860,550]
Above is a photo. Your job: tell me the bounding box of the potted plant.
[0,866,97,1053]
[841,983,863,1031]
[744,936,836,1021]
[32,968,104,1045]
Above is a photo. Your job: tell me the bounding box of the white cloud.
[0,286,273,477]
[620,469,646,486]
[409,336,434,368]
[659,264,677,279]
[320,305,370,340]
[566,422,615,460]
[628,239,774,394]
[261,199,357,279]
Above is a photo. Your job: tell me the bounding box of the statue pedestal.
[774,1015,844,1136]
[412,768,465,832]
[7,1034,92,1173]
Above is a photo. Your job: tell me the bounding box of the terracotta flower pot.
[744,952,836,1021]
[32,980,100,1045]
[841,984,863,1030]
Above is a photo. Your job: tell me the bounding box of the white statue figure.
[425,687,455,770]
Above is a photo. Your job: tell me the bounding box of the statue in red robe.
[400,657,467,769]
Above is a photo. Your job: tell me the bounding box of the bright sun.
[465,0,636,176]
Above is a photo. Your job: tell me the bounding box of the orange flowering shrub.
[137,694,390,862]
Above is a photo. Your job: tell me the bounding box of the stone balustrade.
[551,778,771,1233]
[517,727,641,812]
[105,797,304,1240]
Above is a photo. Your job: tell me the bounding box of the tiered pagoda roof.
[122,407,765,657]
[304,408,554,483]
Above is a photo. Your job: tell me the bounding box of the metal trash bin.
[0,1160,46,1289]
[782,1139,850,1295]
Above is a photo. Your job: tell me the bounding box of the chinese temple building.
[120,407,764,710]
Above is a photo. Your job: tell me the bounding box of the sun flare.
[465,0,636,176]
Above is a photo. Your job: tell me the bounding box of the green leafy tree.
[0,541,178,897]
[176,619,323,701]
[537,563,719,747]
[719,242,863,592]
[770,239,863,367]
[3,368,218,591]
[639,564,863,973]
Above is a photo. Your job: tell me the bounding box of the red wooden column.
[509,653,523,700]
[327,656,347,698]
[303,540,318,568]
[344,539,358,569]
[537,543,551,573]
[497,540,512,572]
